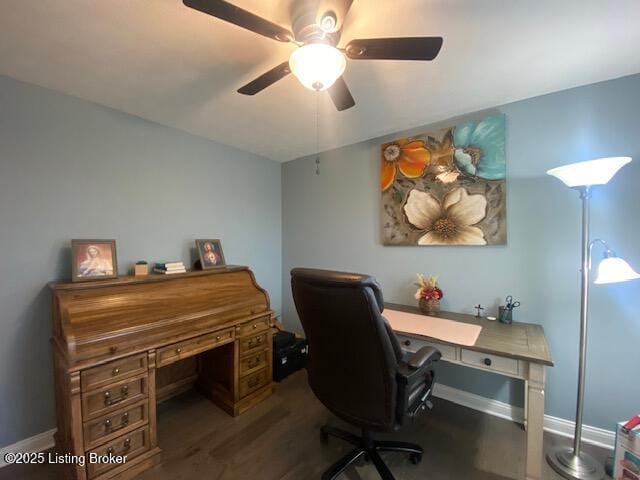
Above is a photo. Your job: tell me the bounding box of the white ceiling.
[1,0,639,162]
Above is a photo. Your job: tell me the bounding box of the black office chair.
[290,268,441,480]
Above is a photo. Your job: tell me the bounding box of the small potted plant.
[414,274,443,315]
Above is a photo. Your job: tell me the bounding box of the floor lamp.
[546,156,640,480]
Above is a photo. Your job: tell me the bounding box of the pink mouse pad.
[384,309,482,346]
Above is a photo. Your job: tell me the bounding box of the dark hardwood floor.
[1,370,611,479]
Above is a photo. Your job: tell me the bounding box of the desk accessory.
[414,274,443,315]
[196,239,226,269]
[546,157,640,480]
[71,239,118,282]
[474,304,485,317]
[134,261,149,276]
[499,295,520,324]
[384,308,482,346]
[154,261,186,274]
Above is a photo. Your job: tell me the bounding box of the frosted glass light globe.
[547,157,631,187]
[289,44,346,91]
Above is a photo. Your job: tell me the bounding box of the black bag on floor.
[273,331,308,382]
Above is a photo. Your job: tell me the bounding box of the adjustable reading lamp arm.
[588,238,615,270]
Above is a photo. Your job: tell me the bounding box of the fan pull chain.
[315,92,320,175]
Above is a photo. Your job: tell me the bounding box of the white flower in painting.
[403,187,488,245]
[435,170,460,184]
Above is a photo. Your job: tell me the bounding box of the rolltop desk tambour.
[50,266,275,480]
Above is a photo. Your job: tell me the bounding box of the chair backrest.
[290,268,403,431]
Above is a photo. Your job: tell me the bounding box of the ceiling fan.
[183,0,443,111]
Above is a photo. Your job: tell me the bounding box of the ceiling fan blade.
[345,37,443,61]
[315,0,354,33]
[327,76,355,111]
[183,0,293,42]
[237,61,291,95]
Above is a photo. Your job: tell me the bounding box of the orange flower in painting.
[380,139,431,191]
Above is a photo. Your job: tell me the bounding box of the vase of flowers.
[415,274,443,315]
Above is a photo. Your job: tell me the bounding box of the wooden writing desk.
[50,267,275,480]
[386,303,553,480]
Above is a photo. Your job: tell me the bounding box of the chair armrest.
[395,346,440,425]
[396,346,441,386]
[408,346,441,370]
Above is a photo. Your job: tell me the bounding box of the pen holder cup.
[498,306,513,324]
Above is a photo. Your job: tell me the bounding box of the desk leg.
[525,363,546,480]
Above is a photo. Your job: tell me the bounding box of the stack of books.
[154,261,186,275]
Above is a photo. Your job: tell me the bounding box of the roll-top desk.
[50,266,275,480]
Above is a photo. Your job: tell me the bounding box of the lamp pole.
[575,186,590,456]
[547,185,604,480]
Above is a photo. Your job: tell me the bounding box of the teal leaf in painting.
[453,115,506,180]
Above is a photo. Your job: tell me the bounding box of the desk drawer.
[81,353,147,392]
[460,349,519,376]
[82,374,147,420]
[86,425,150,479]
[396,334,456,362]
[83,400,148,450]
[239,367,270,399]
[157,328,234,367]
[239,332,269,355]
[239,350,269,377]
[236,317,270,338]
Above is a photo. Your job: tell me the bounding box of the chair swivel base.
[320,424,423,480]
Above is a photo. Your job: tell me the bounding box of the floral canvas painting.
[381,114,506,246]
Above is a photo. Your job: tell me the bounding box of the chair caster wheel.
[409,453,422,465]
[320,430,329,445]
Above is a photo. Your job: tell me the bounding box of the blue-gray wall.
[282,74,640,430]
[0,76,282,447]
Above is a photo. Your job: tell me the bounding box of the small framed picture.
[196,239,226,269]
[71,239,118,282]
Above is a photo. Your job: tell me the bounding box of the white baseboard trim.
[543,414,616,450]
[0,384,615,469]
[433,383,615,450]
[0,428,56,468]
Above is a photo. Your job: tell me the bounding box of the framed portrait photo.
[196,239,226,269]
[71,239,118,282]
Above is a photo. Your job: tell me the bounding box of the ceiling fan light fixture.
[289,43,346,91]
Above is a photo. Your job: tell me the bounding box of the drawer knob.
[404,340,411,347]
[253,324,258,329]
[112,368,120,376]
[176,347,182,354]
[216,335,221,340]
[123,438,131,451]
[484,358,492,366]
